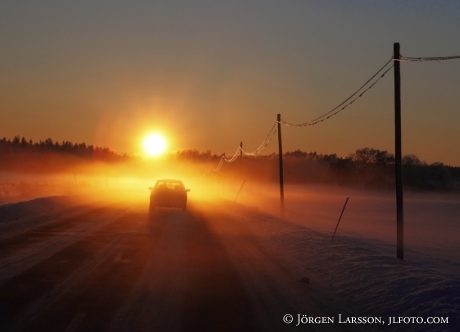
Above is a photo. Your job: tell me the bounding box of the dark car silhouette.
[149,179,190,211]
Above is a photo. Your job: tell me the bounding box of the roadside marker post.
[331,197,349,241]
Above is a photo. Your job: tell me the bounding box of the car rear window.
[155,181,184,190]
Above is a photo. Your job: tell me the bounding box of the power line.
[241,122,277,156]
[207,122,278,172]
[280,58,393,127]
[208,50,460,172]
[209,147,241,172]
[396,55,460,62]
[224,147,241,163]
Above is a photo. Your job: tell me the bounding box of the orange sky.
[1,1,460,165]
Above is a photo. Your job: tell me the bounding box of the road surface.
[0,197,354,332]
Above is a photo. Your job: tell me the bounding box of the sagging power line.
[207,122,278,172]
[396,55,460,62]
[208,147,240,172]
[207,57,398,173]
[280,58,393,127]
[209,54,434,173]
[240,122,277,156]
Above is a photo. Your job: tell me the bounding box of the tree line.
[0,136,130,172]
[1,137,459,191]
[208,148,460,191]
[0,136,129,161]
[327,148,459,191]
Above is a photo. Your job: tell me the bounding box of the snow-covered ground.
[240,184,460,274]
[1,182,459,331]
[230,183,460,330]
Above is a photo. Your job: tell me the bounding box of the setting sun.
[143,134,167,157]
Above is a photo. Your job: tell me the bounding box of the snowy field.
[1,181,459,331]
[233,183,460,330]
[242,184,460,274]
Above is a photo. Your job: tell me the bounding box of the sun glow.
[143,134,167,157]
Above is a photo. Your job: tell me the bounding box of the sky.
[1,0,460,165]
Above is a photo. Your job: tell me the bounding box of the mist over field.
[2,148,459,269]
[1,144,460,330]
[3,139,460,269]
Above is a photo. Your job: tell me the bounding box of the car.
[149,179,190,211]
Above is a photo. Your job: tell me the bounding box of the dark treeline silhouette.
[329,148,460,191]
[0,136,130,172]
[1,137,459,191]
[1,136,129,160]
[174,149,221,162]
[213,147,460,192]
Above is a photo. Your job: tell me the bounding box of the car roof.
[155,179,184,184]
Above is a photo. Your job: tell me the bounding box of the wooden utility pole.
[277,114,285,218]
[394,42,404,260]
[239,141,244,175]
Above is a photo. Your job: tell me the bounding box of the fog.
[2,152,460,331]
[1,156,459,274]
[0,159,242,206]
[234,183,460,275]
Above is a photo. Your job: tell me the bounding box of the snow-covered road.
[0,194,458,331]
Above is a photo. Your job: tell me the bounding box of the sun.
[143,134,167,157]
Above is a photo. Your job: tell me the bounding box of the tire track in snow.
[0,208,142,332]
[0,205,128,286]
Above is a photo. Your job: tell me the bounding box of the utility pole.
[394,42,404,260]
[240,141,244,176]
[277,114,285,218]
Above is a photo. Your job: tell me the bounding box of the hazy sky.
[1,1,460,165]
